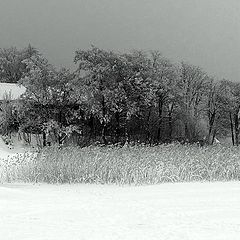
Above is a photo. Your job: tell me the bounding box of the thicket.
[0,45,240,147]
[1,144,240,184]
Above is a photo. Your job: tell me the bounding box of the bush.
[1,143,240,184]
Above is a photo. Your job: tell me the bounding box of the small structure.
[0,83,26,101]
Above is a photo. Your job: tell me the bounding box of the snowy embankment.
[0,150,30,163]
[0,137,37,168]
[0,182,240,240]
[0,136,24,159]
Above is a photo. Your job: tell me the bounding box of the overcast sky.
[0,0,239,81]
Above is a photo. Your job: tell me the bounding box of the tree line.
[0,45,239,146]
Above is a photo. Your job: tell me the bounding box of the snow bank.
[0,182,240,240]
[0,136,37,167]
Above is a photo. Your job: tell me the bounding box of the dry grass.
[1,143,240,184]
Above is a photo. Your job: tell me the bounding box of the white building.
[0,83,26,100]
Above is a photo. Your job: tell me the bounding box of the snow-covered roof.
[0,83,26,100]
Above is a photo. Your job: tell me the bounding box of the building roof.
[0,83,26,100]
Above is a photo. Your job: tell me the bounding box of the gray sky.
[0,0,239,81]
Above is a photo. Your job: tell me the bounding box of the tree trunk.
[88,114,95,141]
[146,106,152,144]
[58,134,63,145]
[207,111,216,145]
[234,112,239,146]
[230,112,235,146]
[124,116,130,144]
[58,109,63,145]
[43,131,47,147]
[115,111,120,143]
[157,98,163,142]
[168,103,174,142]
[101,124,107,145]
[211,128,217,145]
[101,95,107,145]
[184,117,190,142]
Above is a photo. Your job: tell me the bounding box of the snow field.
[0,182,240,240]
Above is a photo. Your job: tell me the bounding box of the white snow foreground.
[0,182,240,240]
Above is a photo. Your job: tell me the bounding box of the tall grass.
[1,143,240,184]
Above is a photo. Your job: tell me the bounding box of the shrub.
[1,143,240,184]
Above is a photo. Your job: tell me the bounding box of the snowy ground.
[0,136,26,159]
[0,136,37,166]
[1,182,240,240]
